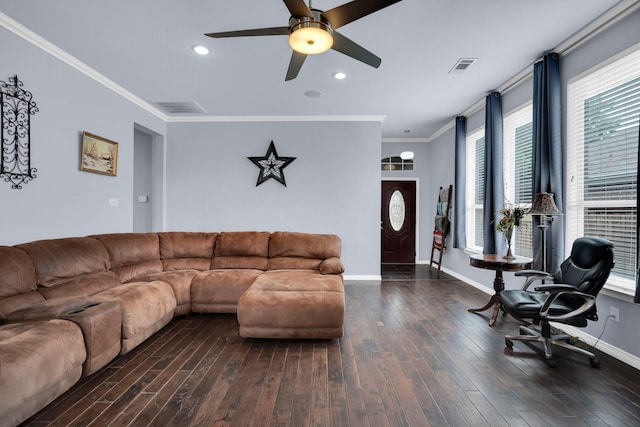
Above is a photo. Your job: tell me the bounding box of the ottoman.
[237,270,345,339]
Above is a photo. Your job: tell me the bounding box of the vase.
[503,228,516,260]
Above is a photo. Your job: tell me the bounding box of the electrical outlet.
[610,306,620,323]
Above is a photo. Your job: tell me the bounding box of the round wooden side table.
[468,254,532,326]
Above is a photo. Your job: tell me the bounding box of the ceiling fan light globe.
[289,24,333,55]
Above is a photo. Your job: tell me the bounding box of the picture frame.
[80,131,118,176]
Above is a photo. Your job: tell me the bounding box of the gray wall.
[165,120,381,277]
[422,8,640,359]
[0,26,166,245]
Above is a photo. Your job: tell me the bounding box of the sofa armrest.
[61,301,121,376]
[319,257,345,275]
[4,296,93,322]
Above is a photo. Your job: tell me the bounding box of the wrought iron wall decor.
[1,75,39,189]
[248,140,296,187]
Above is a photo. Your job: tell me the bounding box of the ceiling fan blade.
[331,31,381,69]
[283,0,312,18]
[322,0,402,29]
[285,51,307,81]
[205,27,289,38]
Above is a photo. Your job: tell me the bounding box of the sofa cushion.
[211,231,270,270]
[4,296,93,323]
[91,233,163,282]
[146,270,200,315]
[0,291,46,322]
[0,246,37,299]
[237,270,345,339]
[191,269,263,313]
[319,257,346,275]
[16,237,110,288]
[159,232,217,271]
[0,320,86,426]
[91,280,176,353]
[267,232,343,272]
[37,271,122,300]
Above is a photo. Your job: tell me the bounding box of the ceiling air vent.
[449,58,477,73]
[152,101,207,115]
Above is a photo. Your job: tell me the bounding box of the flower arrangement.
[496,206,527,234]
[496,205,526,260]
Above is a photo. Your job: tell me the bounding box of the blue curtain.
[532,52,564,272]
[453,116,466,249]
[483,92,505,255]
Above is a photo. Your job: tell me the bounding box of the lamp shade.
[528,192,562,216]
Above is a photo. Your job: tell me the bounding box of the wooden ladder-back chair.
[430,185,452,276]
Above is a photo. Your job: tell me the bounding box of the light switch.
[109,197,119,207]
[137,195,149,203]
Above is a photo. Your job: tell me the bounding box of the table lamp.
[528,192,562,272]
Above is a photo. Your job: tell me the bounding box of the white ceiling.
[0,0,625,140]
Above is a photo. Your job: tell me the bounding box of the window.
[567,46,640,294]
[381,156,413,171]
[466,127,485,251]
[503,103,533,258]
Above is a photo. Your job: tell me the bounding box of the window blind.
[504,103,533,258]
[466,129,485,250]
[567,45,640,293]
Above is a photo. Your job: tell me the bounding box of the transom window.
[381,156,413,171]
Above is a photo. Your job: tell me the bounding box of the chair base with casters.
[505,322,600,368]
[500,236,614,368]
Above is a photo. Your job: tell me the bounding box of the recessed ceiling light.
[332,72,347,80]
[191,45,210,55]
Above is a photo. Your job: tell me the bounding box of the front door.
[381,181,416,263]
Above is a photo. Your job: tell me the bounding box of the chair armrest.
[534,284,578,292]
[514,269,549,277]
[538,287,595,321]
[515,270,554,290]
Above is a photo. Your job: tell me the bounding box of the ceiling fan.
[205,0,402,81]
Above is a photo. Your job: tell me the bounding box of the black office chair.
[501,236,614,368]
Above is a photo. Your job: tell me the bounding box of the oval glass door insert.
[389,190,406,231]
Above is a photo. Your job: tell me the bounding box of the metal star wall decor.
[248,141,296,187]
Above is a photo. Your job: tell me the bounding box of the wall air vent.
[449,58,477,73]
[152,101,207,115]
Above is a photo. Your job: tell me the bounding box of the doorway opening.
[133,124,164,232]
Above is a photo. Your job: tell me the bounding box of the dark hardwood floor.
[22,265,640,426]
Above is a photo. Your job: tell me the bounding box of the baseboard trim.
[555,324,640,370]
[344,275,382,281]
[447,266,640,371]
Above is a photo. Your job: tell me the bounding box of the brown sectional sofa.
[0,231,345,427]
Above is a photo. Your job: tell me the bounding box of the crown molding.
[166,115,386,123]
[0,11,169,121]
[0,17,385,128]
[381,137,430,143]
